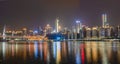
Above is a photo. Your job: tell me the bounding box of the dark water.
[0,41,120,64]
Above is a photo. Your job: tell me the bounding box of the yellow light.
[23,28,27,30]
[86,28,91,30]
[47,24,50,27]
[92,27,97,30]
[58,26,61,30]
[29,30,33,32]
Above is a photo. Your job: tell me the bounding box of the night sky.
[0,0,120,29]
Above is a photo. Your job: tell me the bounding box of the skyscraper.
[102,14,108,28]
[55,18,59,33]
[2,25,6,40]
[76,20,82,33]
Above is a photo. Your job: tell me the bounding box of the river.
[0,40,120,64]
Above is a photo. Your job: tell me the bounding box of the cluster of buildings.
[0,14,120,40]
[66,14,120,39]
[67,25,120,39]
[0,18,59,37]
[1,27,43,36]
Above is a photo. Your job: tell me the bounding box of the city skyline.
[1,0,120,64]
[0,0,120,28]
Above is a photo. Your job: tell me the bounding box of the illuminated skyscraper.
[45,24,52,34]
[2,25,6,40]
[102,14,108,28]
[55,18,59,33]
[76,20,82,33]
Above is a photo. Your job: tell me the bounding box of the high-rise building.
[118,26,120,38]
[55,18,59,33]
[76,20,82,33]
[45,24,52,34]
[86,27,92,38]
[22,28,27,36]
[102,14,109,28]
[2,25,6,40]
[99,28,106,38]
[92,27,98,38]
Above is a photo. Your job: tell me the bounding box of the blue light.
[56,37,61,40]
[53,42,57,58]
[33,30,38,34]
[76,20,80,24]
[34,42,38,59]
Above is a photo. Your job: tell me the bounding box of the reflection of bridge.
[0,36,26,38]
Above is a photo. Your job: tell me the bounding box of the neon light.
[56,37,61,40]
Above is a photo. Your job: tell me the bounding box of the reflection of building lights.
[80,44,85,64]
[34,42,38,59]
[118,47,120,63]
[100,42,108,64]
[53,42,57,59]
[39,44,43,60]
[85,43,91,62]
[106,42,112,60]
[62,42,67,57]
[12,44,14,56]
[91,42,98,62]
[75,44,81,64]
[23,45,27,60]
[43,42,48,61]
[2,42,6,58]
[56,42,61,64]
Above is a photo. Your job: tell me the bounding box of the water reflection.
[85,42,92,63]
[2,42,6,60]
[34,42,38,59]
[0,41,120,64]
[56,42,61,64]
[74,42,81,64]
[99,42,108,64]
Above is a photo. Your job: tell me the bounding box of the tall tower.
[76,20,82,33]
[102,14,108,28]
[2,25,6,40]
[55,18,59,33]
